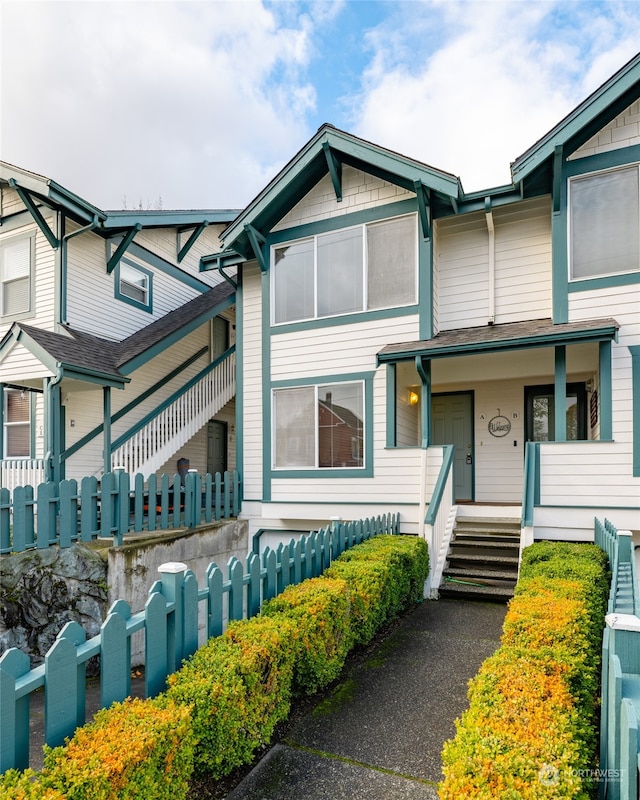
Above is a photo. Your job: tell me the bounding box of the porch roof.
[377,317,619,363]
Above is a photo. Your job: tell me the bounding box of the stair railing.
[423,444,455,598]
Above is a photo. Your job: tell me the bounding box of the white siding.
[241,263,264,501]
[134,226,226,287]
[66,229,205,339]
[435,196,552,331]
[274,167,414,231]
[569,100,640,160]
[0,187,26,217]
[0,341,55,382]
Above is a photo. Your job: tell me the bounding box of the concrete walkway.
[225,598,506,800]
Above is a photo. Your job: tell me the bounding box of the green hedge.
[440,542,609,800]
[4,533,429,796]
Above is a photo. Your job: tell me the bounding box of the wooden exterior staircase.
[439,514,521,602]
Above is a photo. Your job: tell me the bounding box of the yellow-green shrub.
[165,613,297,778]
[0,769,65,800]
[42,697,194,800]
[440,541,609,800]
[261,576,351,694]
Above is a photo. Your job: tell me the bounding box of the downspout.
[44,369,64,483]
[485,197,495,325]
[60,215,100,326]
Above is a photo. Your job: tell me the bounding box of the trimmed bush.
[261,576,352,694]
[41,697,194,800]
[165,613,297,778]
[0,769,65,800]
[440,541,609,800]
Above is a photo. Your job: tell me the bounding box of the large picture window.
[569,165,640,280]
[272,214,417,324]
[273,382,364,469]
[1,234,33,318]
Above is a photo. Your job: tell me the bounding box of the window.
[524,383,587,442]
[394,361,422,446]
[115,259,152,311]
[1,234,33,318]
[570,166,640,279]
[272,214,417,323]
[4,389,30,458]
[273,382,364,469]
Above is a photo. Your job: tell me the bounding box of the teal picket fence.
[0,469,241,555]
[595,518,640,800]
[0,512,400,773]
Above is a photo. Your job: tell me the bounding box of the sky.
[1,0,640,211]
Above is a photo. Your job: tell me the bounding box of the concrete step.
[439,578,515,602]
[444,566,518,582]
[446,551,520,566]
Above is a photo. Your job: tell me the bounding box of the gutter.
[60,215,101,325]
[485,198,495,325]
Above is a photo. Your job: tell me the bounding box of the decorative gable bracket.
[322,142,343,202]
[177,221,209,263]
[413,180,432,240]
[244,223,268,272]
[8,179,60,249]
[107,224,142,274]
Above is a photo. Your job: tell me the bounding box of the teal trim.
[414,182,431,239]
[8,180,60,249]
[263,370,375,478]
[522,441,541,527]
[418,233,432,339]
[386,364,396,448]
[103,387,111,474]
[424,444,454,525]
[106,225,141,273]
[322,142,342,202]
[554,346,567,441]
[632,346,640,477]
[60,215,101,325]
[261,270,272,502]
[269,372,375,479]
[107,240,213,294]
[58,366,127,389]
[119,291,234,374]
[245,224,268,272]
[29,391,36,458]
[600,340,613,441]
[569,272,640,292]
[62,345,209,461]
[416,356,431,448]
[0,384,4,459]
[114,258,153,313]
[272,304,418,335]
[235,274,244,500]
[110,346,235,452]
[552,145,563,213]
[0,231,36,323]
[200,248,246,272]
[177,222,208,263]
[564,144,640,178]
[267,198,416,245]
[102,209,238,229]
[551,159,569,323]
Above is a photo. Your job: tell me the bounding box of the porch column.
[0,383,4,459]
[554,346,567,442]
[44,377,62,483]
[416,356,432,448]
[599,340,613,441]
[103,386,111,475]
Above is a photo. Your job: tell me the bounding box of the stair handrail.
[521,441,540,528]
[425,444,455,525]
[110,346,235,454]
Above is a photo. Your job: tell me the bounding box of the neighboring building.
[205,53,640,563]
[0,163,239,489]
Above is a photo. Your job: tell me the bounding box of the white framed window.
[273,381,365,469]
[569,165,640,280]
[272,213,417,324]
[115,259,152,311]
[4,389,31,458]
[0,233,33,318]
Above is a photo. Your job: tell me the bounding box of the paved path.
[225,598,506,800]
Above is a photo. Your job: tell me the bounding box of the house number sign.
[488,411,512,438]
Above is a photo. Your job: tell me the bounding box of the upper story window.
[272,213,417,324]
[0,233,34,319]
[569,165,640,280]
[4,389,31,458]
[115,259,153,311]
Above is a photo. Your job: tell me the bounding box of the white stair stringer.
[112,352,235,480]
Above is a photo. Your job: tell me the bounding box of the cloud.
[349,0,640,191]
[0,0,319,209]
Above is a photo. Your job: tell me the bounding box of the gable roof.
[0,282,235,386]
[511,52,640,184]
[220,124,463,260]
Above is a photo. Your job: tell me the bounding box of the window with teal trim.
[0,232,34,319]
[115,259,153,311]
[273,382,364,468]
[4,389,30,458]
[569,165,640,280]
[272,214,417,324]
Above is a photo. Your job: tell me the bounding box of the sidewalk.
[225,598,507,800]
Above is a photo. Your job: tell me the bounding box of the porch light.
[408,390,420,406]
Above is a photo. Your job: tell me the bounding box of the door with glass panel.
[524,383,587,442]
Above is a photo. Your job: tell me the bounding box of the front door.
[207,420,227,476]
[431,392,474,501]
